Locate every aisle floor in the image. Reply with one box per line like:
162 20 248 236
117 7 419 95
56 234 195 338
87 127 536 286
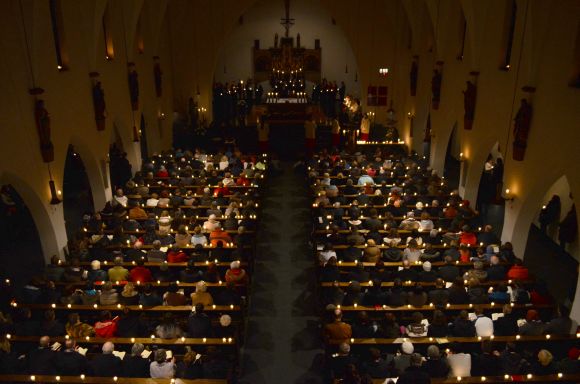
239 163 325 384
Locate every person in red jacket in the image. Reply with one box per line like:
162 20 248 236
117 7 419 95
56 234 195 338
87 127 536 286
167 244 188 263
94 310 119 338
129 259 153 283
213 181 230 197
458 245 471 263
459 225 477 246
156 165 169 178
210 225 233 246
507 258 530 280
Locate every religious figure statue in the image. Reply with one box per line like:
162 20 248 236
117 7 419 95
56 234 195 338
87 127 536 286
92 81 106 131
153 59 163 97
128 65 139 110
274 33 279 48
512 98 533 161
410 58 418 96
463 80 477 130
431 69 442 109
385 108 399 142
34 99 54 162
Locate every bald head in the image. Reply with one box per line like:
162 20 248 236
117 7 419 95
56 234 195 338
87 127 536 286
102 341 115 354
39 336 50 348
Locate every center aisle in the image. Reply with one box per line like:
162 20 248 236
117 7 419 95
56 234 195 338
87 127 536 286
239 162 325 384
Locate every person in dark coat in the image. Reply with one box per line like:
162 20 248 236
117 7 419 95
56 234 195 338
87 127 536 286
26 336 57 374
472 340 502 376
438 255 461 282
56 339 88 376
360 347 392 378
397 353 431 384
89 341 122 377
121 343 150 377
494 304 519 336
188 304 212 337
450 310 476 337
423 345 449 378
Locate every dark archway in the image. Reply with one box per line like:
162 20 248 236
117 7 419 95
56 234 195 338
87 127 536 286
63 145 95 239
443 123 460 190
0 185 45 287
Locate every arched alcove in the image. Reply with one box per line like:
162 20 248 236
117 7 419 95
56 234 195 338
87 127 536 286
518 175 579 313
0 184 44 286
63 145 95 239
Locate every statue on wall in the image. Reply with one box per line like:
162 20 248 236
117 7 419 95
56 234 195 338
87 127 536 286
463 80 477 130
34 98 54 163
92 80 106 131
512 98 533 161
128 64 139 110
410 57 418 96
431 68 442 109
153 57 162 97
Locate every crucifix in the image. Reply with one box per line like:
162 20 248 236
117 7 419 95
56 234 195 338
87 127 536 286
280 0 295 38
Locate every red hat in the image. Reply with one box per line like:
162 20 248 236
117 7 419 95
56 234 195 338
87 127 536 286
526 309 539 321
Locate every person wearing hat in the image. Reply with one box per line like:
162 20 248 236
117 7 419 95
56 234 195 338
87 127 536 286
397 352 431 384
190 281 214 306
214 314 234 338
225 260 248 285
518 309 545 335
203 214 220 233
87 260 108 283
417 261 437 282
392 340 415 376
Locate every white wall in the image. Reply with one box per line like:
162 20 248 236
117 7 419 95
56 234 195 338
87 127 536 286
214 0 360 97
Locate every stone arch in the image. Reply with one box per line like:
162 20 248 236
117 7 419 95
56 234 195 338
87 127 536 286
67 136 109 215
0 172 60 264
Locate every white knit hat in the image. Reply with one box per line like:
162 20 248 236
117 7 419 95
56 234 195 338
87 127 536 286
401 341 414 354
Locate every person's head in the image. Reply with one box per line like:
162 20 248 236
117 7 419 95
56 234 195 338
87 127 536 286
114 256 123 266
444 255 454 265
64 338 76 350
90 260 101 271
44 309 56 322
458 310 469 321
102 281 113 292
131 343 145 357
100 310 112 322
338 342 350 355
538 349 553 367
490 255 500 266
102 341 114 354
402 259 411 269
155 349 167 363
401 341 414 355
422 261 432 272
195 281 208 293
230 260 241 270
474 305 484 316
435 278 445 289
411 311 423 324
39 336 50 348
432 310 447 326
334 308 343 321
410 353 423 367
122 282 137 297
220 314 232 327
68 312 80 325
526 309 540 322
427 345 440 360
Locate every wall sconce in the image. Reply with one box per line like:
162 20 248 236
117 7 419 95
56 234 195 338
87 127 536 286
503 188 515 202
459 152 466 162
407 112 415 120
158 111 166 121
49 179 61 205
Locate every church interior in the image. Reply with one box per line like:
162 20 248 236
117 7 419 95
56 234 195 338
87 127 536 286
0 0 579 382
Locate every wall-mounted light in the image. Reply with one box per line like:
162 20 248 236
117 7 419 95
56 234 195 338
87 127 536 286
503 188 515 202
459 152 466 162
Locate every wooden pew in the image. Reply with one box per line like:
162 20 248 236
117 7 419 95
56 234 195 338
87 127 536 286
0 376 226 383
8 335 236 346
12 303 241 313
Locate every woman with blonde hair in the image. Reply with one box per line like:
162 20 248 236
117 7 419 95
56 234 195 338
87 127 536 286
120 282 139 305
